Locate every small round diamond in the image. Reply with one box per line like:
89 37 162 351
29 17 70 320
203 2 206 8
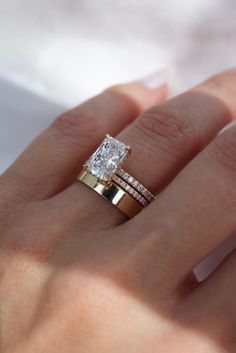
130 188 135 196
128 176 134 183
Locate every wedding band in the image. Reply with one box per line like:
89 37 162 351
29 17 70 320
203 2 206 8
78 169 143 218
77 134 154 218
112 174 149 207
115 169 154 203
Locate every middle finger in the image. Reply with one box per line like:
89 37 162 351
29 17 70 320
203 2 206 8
117 69 236 193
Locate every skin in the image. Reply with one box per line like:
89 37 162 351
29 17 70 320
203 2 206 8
1 69 236 353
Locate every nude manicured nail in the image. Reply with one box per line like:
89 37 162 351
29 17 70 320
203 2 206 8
219 120 236 134
140 68 168 89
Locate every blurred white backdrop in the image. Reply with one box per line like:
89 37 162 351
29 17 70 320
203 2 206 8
1 0 236 169
0 0 236 277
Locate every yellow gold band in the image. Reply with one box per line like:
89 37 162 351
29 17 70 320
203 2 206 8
77 169 143 218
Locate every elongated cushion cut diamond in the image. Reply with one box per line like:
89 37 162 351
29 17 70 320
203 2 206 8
85 136 129 181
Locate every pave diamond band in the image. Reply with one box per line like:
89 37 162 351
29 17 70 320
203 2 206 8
116 169 154 203
77 134 154 218
112 175 148 207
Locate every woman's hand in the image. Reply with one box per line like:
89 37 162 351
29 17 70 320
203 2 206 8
1 69 236 353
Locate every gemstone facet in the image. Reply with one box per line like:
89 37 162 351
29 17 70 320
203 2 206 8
85 135 129 181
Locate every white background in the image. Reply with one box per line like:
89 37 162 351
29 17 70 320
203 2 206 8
0 0 236 277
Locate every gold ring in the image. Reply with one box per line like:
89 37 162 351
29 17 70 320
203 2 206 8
77 134 154 218
78 169 143 218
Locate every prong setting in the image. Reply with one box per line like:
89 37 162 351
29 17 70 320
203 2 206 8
85 135 130 182
82 134 154 209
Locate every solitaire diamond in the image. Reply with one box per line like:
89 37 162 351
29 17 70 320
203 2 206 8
85 135 129 181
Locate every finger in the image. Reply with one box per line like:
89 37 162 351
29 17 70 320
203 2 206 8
1 76 168 202
117 68 236 193
57 69 236 229
135 119 236 291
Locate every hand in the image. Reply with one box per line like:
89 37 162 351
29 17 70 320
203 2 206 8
1 69 236 353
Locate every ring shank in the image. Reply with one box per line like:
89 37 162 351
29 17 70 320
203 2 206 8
78 170 143 218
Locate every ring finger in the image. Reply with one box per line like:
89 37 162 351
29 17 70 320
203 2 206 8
59 69 236 227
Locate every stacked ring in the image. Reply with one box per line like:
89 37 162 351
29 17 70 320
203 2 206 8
77 134 155 218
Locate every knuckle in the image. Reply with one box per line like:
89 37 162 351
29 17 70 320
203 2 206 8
206 73 228 90
51 108 100 146
136 107 200 153
205 70 236 96
210 128 236 175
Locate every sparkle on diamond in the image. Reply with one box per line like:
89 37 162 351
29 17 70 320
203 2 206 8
86 136 129 181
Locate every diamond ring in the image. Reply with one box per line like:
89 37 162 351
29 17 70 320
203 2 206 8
77 134 154 218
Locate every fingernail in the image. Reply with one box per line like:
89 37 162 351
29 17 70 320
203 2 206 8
219 120 236 134
140 68 168 89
